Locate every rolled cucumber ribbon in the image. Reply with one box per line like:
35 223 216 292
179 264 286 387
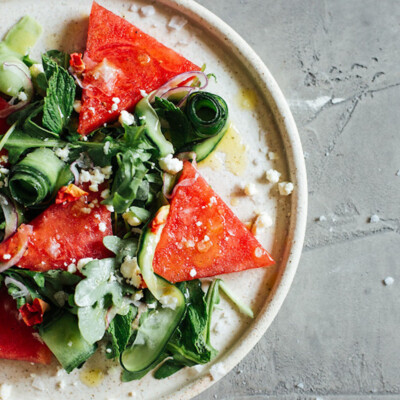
185 92 229 138
9 148 67 207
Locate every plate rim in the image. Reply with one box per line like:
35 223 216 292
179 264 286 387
156 0 308 398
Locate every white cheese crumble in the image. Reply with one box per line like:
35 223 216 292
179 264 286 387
159 154 183 174
112 97 120 104
79 166 112 192
3 254 11 260
67 263 77 273
106 205 114 212
18 91 28 101
384 276 394 286
0 167 9 175
139 89 148 97
159 295 178 310
140 5 155 17
119 110 135 126
209 362 227 381
120 256 142 288
77 258 94 272
189 268 197 277
129 4 139 12
251 212 273 236
123 212 141 227
369 214 380 223
278 181 294 196
111 103 118 112
266 169 281 183
317 215 327 222
244 182 257 196
196 221 203 227
0 383 12 400
55 147 69 162
98 222 107 232
73 100 82 113
168 15 187 31
101 188 110 199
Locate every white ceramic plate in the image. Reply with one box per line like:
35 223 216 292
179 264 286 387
0 1 307 399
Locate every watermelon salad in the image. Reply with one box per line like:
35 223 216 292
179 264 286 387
0 2 277 381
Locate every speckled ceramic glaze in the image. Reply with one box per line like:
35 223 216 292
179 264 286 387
0 1 307 399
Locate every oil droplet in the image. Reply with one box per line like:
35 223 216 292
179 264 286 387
199 124 247 176
236 88 257 110
80 368 104 387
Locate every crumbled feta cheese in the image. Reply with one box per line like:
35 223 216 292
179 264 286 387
88 106 96 114
317 215 327 222
73 100 82 113
55 147 69 162
106 205 114 212
81 207 92 214
0 383 12 400
278 181 294 196
251 212 273 235
369 214 380 223
101 188 110 199
120 256 142 288
3 254 11 260
244 182 257 196
18 91 28 101
132 290 143 302
189 268 197 277
254 247 263 258
89 183 99 192
209 362 226 380
168 15 187 31
209 196 217 206
266 169 281 183
79 170 91 183
268 151 279 160
203 235 210 242
0 168 9 175
111 103 118 112
296 382 305 389
159 295 178 310
159 154 183 174
129 4 139 12
101 166 113 178
103 141 111 155
77 258 94 271
67 263 77 273
384 276 394 286
196 221 202 227
0 154 8 164
98 222 107 232
112 97 120 104
139 89 148 97
140 5 155 17
119 110 135 126
192 364 205 373
67 341 73 347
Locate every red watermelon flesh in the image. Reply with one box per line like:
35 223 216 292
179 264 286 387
78 2 200 135
0 196 113 272
0 287 52 364
153 161 275 283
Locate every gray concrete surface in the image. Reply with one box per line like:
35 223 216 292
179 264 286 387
194 1 400 399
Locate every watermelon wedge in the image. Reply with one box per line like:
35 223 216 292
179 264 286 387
78 2 200 135
153 161 275 283
0 287 52 364
0 196 112 272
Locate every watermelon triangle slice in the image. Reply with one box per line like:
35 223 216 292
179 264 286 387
0 287 52 364
153 161 275 283
78 2 200 135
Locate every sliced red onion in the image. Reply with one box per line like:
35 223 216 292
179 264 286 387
0 194 18 241
148 71 208 103
70 160 80 185
4 277 32 301
0 225 33 273
0 99 29 118
105 305 118 330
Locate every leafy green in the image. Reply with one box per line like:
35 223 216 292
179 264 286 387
42 55 76 134
106 307 137 359
153 358 187 379
103 235 138 265
74 258 127 344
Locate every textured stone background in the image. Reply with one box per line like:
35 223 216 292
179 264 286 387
194 1 400 399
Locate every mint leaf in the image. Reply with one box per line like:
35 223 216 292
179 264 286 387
42 57 75 134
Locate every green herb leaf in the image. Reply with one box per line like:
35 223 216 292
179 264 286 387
42 56 76 134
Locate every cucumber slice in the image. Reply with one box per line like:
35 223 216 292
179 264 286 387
121 206 185 373
39 312 97 373
191 119 230 162
135 96 174 157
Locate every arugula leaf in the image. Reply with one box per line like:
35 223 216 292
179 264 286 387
153 359 186 379
44 50 70 70
42 55 76 134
